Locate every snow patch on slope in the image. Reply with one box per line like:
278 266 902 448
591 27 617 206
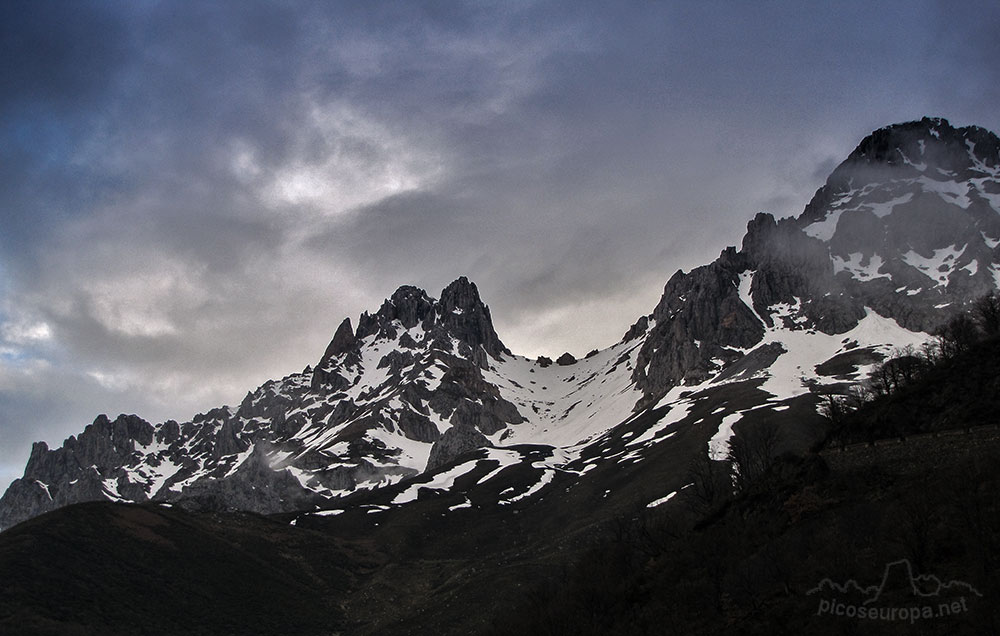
708 413 742 461
485 339 643 448
499 469 554 505
903 245 966 287
833 253 891 282
758 308 929 401
391 458 480 504
647 490 679 508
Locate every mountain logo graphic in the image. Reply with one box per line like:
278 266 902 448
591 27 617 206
808 559 983 623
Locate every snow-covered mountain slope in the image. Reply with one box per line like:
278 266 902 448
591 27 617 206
2 117 998 531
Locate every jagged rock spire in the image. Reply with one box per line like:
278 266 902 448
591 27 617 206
328 277 508 360
317 318 357 368
312 277 509 389
437 276 509 358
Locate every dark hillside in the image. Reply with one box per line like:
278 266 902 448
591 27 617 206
0 502 361 636
493 452 1000 635
826 334 1000 445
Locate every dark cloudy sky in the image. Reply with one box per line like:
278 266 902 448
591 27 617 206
2 0 999 490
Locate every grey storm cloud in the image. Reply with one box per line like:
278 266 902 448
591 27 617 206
2 0 1000 489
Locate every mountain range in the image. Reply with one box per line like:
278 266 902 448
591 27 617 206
3 117 999 532
1 117 999 634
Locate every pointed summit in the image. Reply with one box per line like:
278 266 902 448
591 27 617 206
437 276 509 359
439 276 482 312
322 278 508 372
318 318 357 366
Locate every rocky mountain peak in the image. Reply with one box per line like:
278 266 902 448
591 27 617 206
436 276 509 359
781 118 1000 334
439 276 480 312
801 118 1000 226
356 285 436 339
630 117 1000 407
839 117 999 176
340 278 508 361
317 318 357 368
847 117 957 167
311 277 509 393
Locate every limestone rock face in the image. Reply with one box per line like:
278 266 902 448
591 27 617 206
0 414 157 530
427 358 524 439
358 285 437 337
436 276 510 359
173 444 323 514
426 425 492 472
632 253 765 408
319 318 357 364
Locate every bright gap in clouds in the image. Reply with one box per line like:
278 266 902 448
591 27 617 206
261 100 445 216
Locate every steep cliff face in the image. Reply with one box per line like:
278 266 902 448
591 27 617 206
630 250 763 409
0 415 156 529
